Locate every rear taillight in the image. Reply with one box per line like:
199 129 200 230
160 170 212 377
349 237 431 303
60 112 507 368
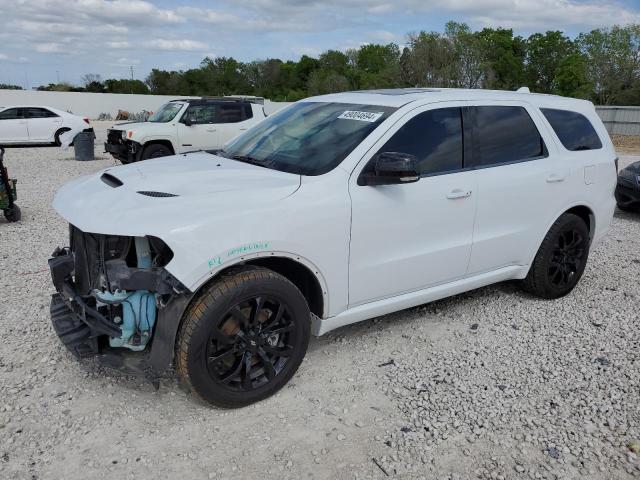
83 117 90 124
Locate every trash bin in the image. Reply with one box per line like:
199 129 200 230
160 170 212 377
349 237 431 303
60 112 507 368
74 131 95 161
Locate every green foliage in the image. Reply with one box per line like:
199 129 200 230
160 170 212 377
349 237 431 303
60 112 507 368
38 22 639 105
525 31 577 93
577 25 640 105
0 84 23 90
554 54 592 99
104 79 150 94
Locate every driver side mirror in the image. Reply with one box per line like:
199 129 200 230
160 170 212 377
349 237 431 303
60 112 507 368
183 117 196 127
358 152 420 186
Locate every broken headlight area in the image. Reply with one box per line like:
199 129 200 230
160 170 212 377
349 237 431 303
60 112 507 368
49 225 185 362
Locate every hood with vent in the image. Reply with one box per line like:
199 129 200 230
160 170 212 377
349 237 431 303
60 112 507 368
53 151 301 236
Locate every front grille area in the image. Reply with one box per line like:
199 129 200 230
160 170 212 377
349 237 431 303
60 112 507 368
69 225 132 294
106 129 124 145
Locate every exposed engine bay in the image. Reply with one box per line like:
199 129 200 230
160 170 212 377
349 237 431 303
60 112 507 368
48 225 190 373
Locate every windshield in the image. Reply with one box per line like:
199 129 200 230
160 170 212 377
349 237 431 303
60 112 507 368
218 102 396 175
148 102 184 123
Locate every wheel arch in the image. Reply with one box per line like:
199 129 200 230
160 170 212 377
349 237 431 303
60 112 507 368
522 203 596 279
54 127 71 145
211 255 327 319
141 139 176 155
564 204 595 243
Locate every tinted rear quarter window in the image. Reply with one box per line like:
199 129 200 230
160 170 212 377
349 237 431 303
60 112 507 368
540 108 602 151
378 107 463 176
474 106 546 167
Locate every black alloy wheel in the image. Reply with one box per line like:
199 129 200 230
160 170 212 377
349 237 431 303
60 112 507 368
547 227 587 288
176 267 310 408
205 296 296 392
523 213 590 299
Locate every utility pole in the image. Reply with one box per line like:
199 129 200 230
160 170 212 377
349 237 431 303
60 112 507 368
130 66 134 94
56 70 60 84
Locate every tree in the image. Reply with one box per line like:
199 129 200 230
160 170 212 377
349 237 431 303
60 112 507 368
81 73 105 93
525 31 577 93
554 54 592 99
578 25 640 105
445 22 486 88
476 28 526 90
403 31 457 87
105 79 150 94
0 84 22 90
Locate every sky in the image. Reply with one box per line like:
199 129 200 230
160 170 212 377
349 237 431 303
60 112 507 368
0 0 639 89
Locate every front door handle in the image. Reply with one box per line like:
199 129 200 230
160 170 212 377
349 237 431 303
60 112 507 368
206 128 216 132
446 189 472 200
546 174 565 183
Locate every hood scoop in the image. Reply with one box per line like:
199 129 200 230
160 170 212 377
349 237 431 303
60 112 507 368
137 191 179 198
101 173 123 188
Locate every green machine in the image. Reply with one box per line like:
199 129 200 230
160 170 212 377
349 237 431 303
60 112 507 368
0 147 20 222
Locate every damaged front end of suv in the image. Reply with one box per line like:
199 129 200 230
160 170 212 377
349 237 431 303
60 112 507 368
49 225 191 380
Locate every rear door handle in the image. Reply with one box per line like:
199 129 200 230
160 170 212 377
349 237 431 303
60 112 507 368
446 189 472 200
546 174 565 183
206 128 216 132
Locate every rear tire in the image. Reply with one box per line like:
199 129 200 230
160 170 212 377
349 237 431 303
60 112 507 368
176 267 310 408
54 128 71 147
3 204 21 222
141 143 172 160
522 213 590 299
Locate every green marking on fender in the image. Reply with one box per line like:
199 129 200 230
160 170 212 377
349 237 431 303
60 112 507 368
227 242 270 257
208 257 222 269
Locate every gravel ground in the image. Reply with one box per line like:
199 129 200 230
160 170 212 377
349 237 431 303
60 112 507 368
1 122 639 480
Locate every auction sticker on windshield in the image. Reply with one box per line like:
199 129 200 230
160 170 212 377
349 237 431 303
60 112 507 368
338 111 384 122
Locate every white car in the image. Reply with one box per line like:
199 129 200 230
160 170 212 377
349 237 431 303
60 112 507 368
0 105 91 146
104 97 267 163
48 88 616 407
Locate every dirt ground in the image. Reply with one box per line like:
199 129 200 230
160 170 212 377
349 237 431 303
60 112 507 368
1 122 639 480
612 135 640 154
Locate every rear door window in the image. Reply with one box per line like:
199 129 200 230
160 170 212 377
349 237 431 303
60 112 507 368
377 107 464 176
473 106 546 167
217 104 244 123
540 108 602 151
25 108 58 118
0 108 22 120
184 104 218 124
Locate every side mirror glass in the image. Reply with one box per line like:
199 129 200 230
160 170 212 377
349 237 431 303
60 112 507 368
359 152 420 186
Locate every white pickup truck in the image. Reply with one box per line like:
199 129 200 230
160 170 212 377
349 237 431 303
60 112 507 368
104 96 267 163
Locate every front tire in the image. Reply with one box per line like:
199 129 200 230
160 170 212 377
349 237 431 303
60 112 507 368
522 213 590 299
141 143 172 160
176 267 310 408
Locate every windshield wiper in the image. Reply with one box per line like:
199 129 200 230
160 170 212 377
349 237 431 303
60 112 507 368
229 154 269 168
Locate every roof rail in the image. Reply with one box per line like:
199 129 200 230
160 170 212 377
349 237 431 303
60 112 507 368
516 87 531 93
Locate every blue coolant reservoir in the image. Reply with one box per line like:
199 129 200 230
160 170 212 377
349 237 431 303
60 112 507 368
95 237 157 351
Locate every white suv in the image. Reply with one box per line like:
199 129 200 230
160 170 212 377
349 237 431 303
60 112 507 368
104 97 266 163
49 88 616 407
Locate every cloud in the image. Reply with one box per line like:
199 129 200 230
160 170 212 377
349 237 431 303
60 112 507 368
35 42 64 53
0 0 638 86
142 39 208 51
